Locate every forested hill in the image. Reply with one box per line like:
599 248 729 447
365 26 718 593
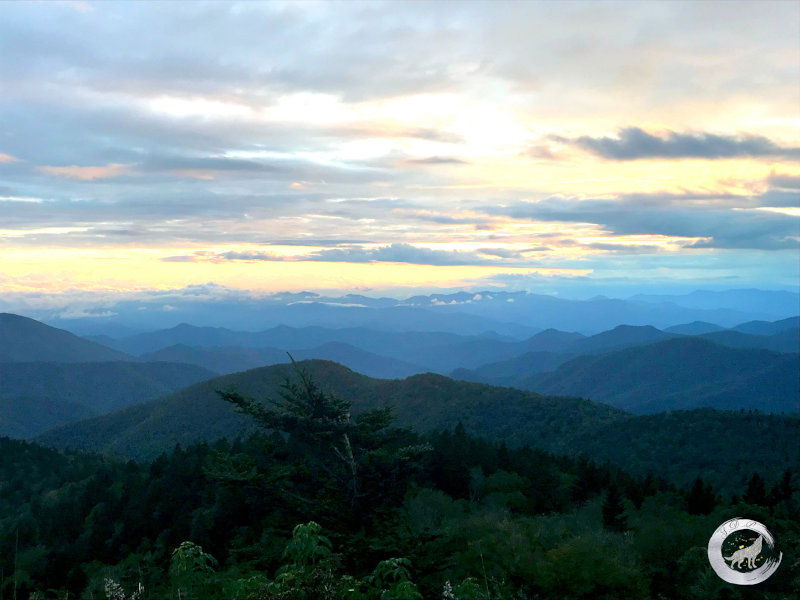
36 359 799 493
4 379 799 600
524 337 799 414
0 361 216 438
37 360 623 461
0 313 132 362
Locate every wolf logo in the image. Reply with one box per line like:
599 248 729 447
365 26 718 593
724 535 763 570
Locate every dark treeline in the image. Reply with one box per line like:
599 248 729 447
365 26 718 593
1 366 798 599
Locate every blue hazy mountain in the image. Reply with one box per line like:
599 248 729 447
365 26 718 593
0 313 133 362
664 321 726 335
43 288 800 337
523 338 798 414
0 361 215 438
732 315 800 335
142 341 426 379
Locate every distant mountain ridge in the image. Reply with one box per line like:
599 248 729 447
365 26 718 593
0 313 133 362
37 359 624 460
524 337 798 414
41 287 800 336
35 359 799 494
0 361 216 438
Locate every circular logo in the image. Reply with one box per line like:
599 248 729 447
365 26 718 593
708 517 782 585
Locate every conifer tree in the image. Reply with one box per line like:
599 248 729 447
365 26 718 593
743 472 767 506
602 482 627 532
687 476 716 515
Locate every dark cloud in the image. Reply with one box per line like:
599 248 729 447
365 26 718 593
561 127 800 160
482 189 800 251
767 173 800 191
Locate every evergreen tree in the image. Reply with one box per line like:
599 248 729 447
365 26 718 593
743 472 767 506
768 468 793 506
686 476 716 515
602 483 627 532
217 359 426 525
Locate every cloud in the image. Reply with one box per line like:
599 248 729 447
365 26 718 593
175 243 513 267
38 163 132 180
404 156 467 165
767 173 800 191
304 243 492 266
160 255 200 262
216 250 286 261
482 189 800 251
561 127 800 160
0 2 797 292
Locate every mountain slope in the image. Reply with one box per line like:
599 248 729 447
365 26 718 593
37 360 624 460
524 337 798 413
35 359 799 495
0 395 94 439
450 351 571 387
733 315 800 335
294 342 426 379
0 361 216 438
142 341 426 379
0 313 133 362
141 344 289 374
568 324 677 354
664 321 725 335
697 328 799 353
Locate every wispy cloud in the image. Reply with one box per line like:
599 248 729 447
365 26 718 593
0 1 797 293
404 156 467 165
38 163 132 180
561 128 800 160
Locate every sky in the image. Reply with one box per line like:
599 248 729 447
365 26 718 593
1 0 798 304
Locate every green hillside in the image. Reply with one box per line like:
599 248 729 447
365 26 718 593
524 337 798 414
37 360 624 460
0 361 216 437
37 359 799 494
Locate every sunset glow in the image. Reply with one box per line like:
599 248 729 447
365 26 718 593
1 1 798 298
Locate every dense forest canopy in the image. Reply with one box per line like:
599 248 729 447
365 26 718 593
1 364 798 599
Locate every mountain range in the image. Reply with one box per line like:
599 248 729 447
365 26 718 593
0 361 215 438
2 310 796 440
36 359 799 492
41 288 800 336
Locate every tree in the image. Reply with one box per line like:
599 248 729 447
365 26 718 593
743 472 766 506
169 541 217 598
768 468 793 506
686 476 716 515
602 483 627 532
217 359 427 525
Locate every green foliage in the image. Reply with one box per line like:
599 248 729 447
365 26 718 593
280 522 333 568
218 360 428 526
170 541 218 576
364 558 422 600
169 541 218 598
537 530 649 599
2 357 800 600
601 483 627 532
